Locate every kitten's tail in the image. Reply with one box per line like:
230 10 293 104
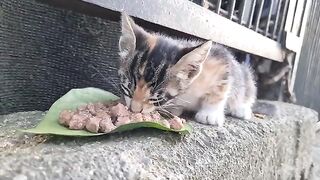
240 62 257 107
240 62 278 117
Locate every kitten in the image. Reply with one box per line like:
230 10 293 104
117 13 256 127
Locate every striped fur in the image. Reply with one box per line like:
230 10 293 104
118 13 256 126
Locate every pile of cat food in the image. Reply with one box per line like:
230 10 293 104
58 101 186 133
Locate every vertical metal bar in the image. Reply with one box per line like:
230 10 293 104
216 0 222 14
277 0 290 42
238 0 247 24
265 0 274 35
284 0 298 32
228 0 236 19
272 0 283 39
247 0 257 29
290 0 312 92
292 0 307 36
254 0 265 32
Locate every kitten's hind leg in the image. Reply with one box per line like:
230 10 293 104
230 104 252 120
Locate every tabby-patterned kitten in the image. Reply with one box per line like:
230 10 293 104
118 13 256 127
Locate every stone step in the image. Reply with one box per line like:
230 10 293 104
0 101 317 180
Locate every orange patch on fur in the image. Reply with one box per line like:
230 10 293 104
147 35 157 51
130 79 154 112
204 83 229 104
137 36 157 76
132 79 151 102
185 57 229 105
202 60 229 104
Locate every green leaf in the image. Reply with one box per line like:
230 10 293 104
21 87 192 136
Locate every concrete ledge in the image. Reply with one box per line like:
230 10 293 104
0 101 318 180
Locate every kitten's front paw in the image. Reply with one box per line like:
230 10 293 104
195 108 225 127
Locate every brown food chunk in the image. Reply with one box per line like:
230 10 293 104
168 116 184 130
87 103 96 115
150 112 162 121
77 105 88 112
86 117 102 133
130 113 143 123
180 117 186 123
88 102 110 115
115 116 131 126
110 103 129 117
95 111 110 119
142 114 152 122
159 119 171 129
59 101 186 133
99 114 116 133
95 102 108 111
58 110 74 126
69 114 90 130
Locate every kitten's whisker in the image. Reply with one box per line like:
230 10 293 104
162 104 182 109
104 78 121 94
109 81 122 93
154 79 165 90
157 108 175 118
161 106 180 110
149 98 165 104
155 87 167 93
89 64 122 94
154 96 175 118
172 97 191 104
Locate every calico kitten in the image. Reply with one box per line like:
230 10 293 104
118 13 256 127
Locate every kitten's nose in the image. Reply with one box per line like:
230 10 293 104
130 101 143 113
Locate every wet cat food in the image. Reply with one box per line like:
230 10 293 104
58 102 186 133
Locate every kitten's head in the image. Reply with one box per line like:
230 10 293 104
118 13 212 113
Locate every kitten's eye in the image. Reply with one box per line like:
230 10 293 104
158 90 164 95
152 97 166 106
149 94 164 102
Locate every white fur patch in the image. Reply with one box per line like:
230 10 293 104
229 104 252 120
176 72 187 80
119 49 129 58
195 104 225 127
124 96 132 107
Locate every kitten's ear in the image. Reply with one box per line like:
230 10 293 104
173 41 212 83
119 13 136 55
119 12 149 57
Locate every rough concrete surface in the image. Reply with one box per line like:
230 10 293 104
0 101 318 180
311 130 320 180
